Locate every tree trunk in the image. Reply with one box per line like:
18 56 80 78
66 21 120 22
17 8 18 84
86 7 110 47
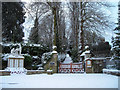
80 2 84 52
53 7 57 47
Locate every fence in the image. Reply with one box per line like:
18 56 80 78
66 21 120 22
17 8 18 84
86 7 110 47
59 62 84 73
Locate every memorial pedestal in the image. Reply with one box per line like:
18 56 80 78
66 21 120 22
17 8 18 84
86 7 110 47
5 54 27 74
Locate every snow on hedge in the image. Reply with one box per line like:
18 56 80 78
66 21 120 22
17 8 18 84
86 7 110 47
41 52 67 64
1 43 44 48
2 53 31 61
58 53 66 61
2 54 9 61
103 69 120 73
41 52 52 64
32 56 39 59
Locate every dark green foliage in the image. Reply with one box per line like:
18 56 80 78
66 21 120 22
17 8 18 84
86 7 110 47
112 26 120 70
2 43 50 69
32 65 38 70
2 44 20 54
2 2 25 43
41 52 52 66
91 42 111 57
29 17 39 44
112 2 120 70
2 46 11 54
2 44 50 56
24 55 32 69
56 35 62 52
43 53 52 61
70 48 79 62
2 61 7 69
22 45 50 56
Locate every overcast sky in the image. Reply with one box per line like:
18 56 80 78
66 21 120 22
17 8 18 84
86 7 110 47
22 0 119 45
103 2 118 45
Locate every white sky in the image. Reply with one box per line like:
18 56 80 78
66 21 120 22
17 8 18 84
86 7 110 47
104 2 118 45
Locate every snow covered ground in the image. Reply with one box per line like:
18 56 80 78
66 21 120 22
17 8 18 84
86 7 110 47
0 74 118 88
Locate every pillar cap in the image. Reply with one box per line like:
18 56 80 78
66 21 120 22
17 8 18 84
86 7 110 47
80 50 90 56
52 50 57 54
8 54 24 59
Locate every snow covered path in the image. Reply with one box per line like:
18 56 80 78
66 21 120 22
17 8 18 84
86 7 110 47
0 74 118 88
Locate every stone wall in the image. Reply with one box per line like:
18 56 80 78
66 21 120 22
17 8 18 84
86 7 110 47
0 70 11 76
27 70 45 75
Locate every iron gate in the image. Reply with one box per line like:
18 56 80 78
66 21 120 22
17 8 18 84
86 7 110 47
59 62 84 73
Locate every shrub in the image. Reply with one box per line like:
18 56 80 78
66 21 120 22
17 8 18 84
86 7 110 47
24 55 32 69
70 48 79 62
41 52 52 66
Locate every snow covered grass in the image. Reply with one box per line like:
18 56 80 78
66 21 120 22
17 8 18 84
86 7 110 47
0 74 118 88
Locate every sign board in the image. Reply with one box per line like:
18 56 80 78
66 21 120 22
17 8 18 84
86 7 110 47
87 60 92 67
50 62 55 66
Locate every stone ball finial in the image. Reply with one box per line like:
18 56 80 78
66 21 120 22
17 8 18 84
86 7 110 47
53 46 57 51
85 46 89 50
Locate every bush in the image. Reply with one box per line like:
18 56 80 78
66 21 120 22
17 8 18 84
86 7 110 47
41 52 52 65
106 65 116 69
70 48 79 62
24 55 32 70
58 53 66 62
1 43 51 70
2 43 50 56
32 64 38 70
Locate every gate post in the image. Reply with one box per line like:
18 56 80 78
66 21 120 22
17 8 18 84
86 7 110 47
70 63 72 73
59 63 61 73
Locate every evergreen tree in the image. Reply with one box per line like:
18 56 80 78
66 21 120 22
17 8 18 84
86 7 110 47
29 16 39 44
2 2 25 43
112 26 120 70
112 1 120 70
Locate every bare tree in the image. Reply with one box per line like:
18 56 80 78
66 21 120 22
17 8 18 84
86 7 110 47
26 2 51 43
28 1 66 52
45 2 67 52
27 1 113 56
68 2 80 50
68 2 113 49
